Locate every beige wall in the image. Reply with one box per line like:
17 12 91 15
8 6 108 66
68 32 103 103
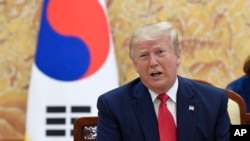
0 0 249 139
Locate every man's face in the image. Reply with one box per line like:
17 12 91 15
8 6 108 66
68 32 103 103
132 38 181 93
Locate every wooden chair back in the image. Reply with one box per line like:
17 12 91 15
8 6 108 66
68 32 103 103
226 89 250 124
73 117 98 141
226 89 246 124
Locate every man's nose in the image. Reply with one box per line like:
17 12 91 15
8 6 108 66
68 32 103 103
149 54 158 67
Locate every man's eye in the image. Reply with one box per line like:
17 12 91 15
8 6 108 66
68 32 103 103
140 54 147 57
157 50 166 54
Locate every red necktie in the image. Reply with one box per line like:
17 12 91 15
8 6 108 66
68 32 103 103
157 94 176 141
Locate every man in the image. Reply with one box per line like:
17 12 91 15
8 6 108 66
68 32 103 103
96 21 230 141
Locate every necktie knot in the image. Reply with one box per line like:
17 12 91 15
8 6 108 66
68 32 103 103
157 94 169 103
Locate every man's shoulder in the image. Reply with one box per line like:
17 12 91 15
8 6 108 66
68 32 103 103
178 76 225 97
99 77 143 97
227 75 249 88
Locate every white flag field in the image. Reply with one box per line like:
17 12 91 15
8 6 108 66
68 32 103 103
25 0 118 141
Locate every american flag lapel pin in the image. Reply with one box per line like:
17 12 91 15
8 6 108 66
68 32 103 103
189 105 195 111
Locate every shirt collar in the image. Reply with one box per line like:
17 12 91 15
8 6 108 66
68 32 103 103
149 77 178 103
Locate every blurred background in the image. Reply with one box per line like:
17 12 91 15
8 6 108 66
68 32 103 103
0 0 249 140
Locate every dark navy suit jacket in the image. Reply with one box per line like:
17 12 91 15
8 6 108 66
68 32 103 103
96 76 230 141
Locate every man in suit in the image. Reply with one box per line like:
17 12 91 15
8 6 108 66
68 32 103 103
96 21 230 141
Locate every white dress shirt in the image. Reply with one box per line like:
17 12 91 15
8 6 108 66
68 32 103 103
149 77 178 125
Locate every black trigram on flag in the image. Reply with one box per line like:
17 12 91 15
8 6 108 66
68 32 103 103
45 105 91 137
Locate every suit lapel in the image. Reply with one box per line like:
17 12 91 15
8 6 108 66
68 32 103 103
177 77 198 141
130 77 199 141
131 82 160 141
